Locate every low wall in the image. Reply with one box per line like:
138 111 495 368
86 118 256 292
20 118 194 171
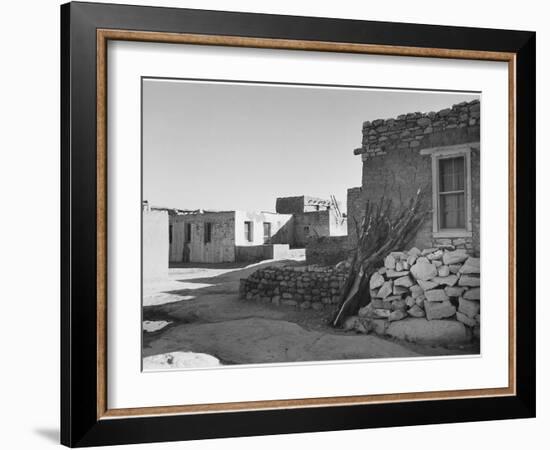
235 244 306 263
305 236 351 266
240 264 348 310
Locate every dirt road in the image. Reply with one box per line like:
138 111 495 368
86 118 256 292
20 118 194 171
142 260 466 367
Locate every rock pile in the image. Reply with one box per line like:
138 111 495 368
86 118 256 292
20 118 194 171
351 247 480 339
240 264 348 311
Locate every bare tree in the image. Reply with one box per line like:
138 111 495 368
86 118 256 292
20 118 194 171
332 189 430 327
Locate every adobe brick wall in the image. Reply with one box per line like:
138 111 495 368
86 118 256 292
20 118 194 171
293 210 331 247
275 196 306 215
305 236 352 266
350 100 480 255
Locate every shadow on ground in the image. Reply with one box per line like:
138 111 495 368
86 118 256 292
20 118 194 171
143 259 478 366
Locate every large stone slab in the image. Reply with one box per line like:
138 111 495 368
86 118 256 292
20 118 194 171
373 308 391 318
424 300 456 320
418 279 438 291
443 249 469 265
456 311 476 327
407 304 426 318
463 287 481 300
410 284 424 299
389 310 408 322
393 285 409 295
432 275 458 286
370 272 385 290
385 318 471 345
445 286 466 297
386 269 410 278
376 280 393 298
458 297 480 318
424 289 449 302
384 254 396 269
394 275 414 288
410 261 438 281
458 275 481 287
459 257 480 274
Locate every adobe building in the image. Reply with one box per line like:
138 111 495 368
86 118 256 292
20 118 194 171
348 99 480 255
165 195 347 264
275 195 347 247
168 210 296 264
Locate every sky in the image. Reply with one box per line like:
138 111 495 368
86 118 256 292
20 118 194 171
143 79 478 213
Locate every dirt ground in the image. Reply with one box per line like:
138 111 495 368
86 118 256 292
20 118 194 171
143 260 477 366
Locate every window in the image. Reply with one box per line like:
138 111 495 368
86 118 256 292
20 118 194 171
422 143 475 237
438 156 466 229
263 222 271 243
204 222 212 244
185 223 191 243
244 221 253 242
169 224 173 244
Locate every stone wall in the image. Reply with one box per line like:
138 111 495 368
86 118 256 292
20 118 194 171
345 246 480 342
239 264 348 311
305 236 352 266
349 100 480 255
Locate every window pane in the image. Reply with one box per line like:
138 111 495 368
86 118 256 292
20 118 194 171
439 157 465 192
263 222 271 243
440 193 465 228
244 221 252 242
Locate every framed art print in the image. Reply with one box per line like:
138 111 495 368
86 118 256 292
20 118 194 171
61 2 536 447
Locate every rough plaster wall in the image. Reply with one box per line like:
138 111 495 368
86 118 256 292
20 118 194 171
169 212 236 263
361 145 434 250
328 209 348 236
293 210 331 247
346 187 363 244
169 216 186 263
143 210 169 281
306 236 352 266
275 196 304 214
234 211 293 246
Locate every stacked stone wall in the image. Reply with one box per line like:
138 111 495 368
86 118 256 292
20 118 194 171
240 264 348 311
347 246 481 342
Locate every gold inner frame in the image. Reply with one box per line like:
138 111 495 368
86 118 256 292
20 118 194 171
96 29 517 420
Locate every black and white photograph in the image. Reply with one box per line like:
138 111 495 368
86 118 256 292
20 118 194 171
141 79 482 370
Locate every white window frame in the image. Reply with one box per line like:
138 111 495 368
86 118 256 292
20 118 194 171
420 143 478 238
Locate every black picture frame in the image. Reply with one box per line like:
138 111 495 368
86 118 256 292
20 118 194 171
61 1 536 447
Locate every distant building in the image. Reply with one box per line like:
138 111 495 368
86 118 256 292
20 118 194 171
156 195 347 264
275 195 347 247
168 210 295 263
